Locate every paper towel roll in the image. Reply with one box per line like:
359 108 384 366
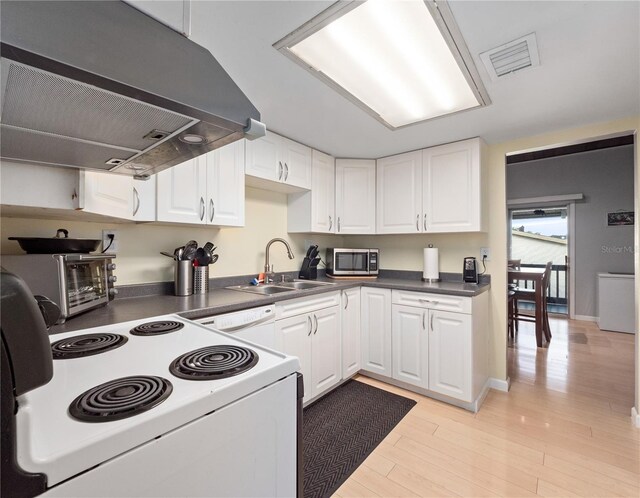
423 247 440 282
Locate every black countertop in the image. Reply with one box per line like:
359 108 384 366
50 274 490 334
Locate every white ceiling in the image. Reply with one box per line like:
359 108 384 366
190 1 640 158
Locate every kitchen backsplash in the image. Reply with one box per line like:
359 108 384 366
1 187 488 285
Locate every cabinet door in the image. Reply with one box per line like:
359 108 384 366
245 131 279 182
282 138 312 189
275 314 313 404
311 306 342 399
132 176 156 221
79 170 133 219
376 151 422 234
335 159 376 234
341 288 361 379
361 287 392 377
423 138 481 232
156 157 207 224
310 150 335 232
428 310 472 401
206 140 245 226
392 304 429 389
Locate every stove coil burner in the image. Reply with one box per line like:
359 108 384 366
129 320 184 336
51 333 128 359
169 345 259 381
69 376 173 422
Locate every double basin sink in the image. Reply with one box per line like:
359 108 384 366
227 279 335 295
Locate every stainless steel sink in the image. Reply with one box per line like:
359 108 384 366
226 284 294 295
277 280 333 290
226 280 334 295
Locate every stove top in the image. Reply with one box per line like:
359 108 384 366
51 333 128 359
129 320 184 336
15 314 300 486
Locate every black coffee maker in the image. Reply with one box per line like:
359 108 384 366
299 245 320 280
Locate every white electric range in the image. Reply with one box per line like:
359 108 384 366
14 314 301 497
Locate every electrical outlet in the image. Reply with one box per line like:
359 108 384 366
480 247 490 261
102 229 118 254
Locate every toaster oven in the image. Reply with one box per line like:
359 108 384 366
1 253 117 323
325 248 379 276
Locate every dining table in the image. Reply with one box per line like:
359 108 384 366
508 267 548 347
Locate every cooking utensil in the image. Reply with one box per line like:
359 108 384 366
210 254 219 265
8 228 101 254
203 241 215 253
160 251 176 259
195 247 209 266
182 240 198 261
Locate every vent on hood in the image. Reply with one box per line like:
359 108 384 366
479 33 540 81
0 1 265 177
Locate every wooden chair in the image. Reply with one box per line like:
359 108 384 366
512 261 553 342
508 290 516 338
507 259 521 333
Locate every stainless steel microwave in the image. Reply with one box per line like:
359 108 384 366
1 254 117 323
325 248 379 277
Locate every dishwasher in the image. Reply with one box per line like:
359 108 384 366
194 305 276 348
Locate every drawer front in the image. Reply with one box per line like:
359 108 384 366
392 290 471 314
276 291 341 320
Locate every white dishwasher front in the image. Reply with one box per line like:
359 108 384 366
194 305 276 348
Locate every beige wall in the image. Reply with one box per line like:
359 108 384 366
0 187 343 285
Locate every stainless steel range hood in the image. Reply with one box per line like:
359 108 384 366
0 1 265 177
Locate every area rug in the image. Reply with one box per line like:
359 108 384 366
303 379 416 498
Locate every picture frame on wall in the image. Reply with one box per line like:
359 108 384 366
607 211 634 226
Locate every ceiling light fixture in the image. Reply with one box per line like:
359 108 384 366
274 0 490 129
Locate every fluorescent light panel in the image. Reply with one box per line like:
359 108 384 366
279 0 485 129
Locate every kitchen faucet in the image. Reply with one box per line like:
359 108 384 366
264 238 294 283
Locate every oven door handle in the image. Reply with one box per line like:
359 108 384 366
208 314 274 332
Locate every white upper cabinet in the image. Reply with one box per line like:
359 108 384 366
157 141 245 226
376 151 422 234
246 131 311 192
335 159 376 234
376 138 485 234
156 157 207 224
132 176 156 222
288 149 335 233
206 140 245 226
79 170 132 219
423 138 483 232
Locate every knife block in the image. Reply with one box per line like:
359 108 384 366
298 257 317 280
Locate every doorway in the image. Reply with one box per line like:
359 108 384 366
509 206 569 316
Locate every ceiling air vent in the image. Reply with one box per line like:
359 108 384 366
480 33 539 81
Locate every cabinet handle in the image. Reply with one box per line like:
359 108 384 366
423 311 426 330
313 314 318 335
419 298 439 305
199 197 205 221
416 214 420 231
338 217 341 232
132 187 140 216
307 316 312 336
209 199 215 222
284 163 289 181
329 215 332 231
278 161 283 180
430 313 434 331
344 292 349 310
424 213 427 231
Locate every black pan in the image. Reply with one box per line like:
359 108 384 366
9 229 101 254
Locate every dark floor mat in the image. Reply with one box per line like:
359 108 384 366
303 379 416 498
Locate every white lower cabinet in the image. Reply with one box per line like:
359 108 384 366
428 310 472 401
360 287 392 377
391 304 429 389
275 292 341 403
341 288 361 379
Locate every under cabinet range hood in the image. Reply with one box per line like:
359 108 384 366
0 1 265 177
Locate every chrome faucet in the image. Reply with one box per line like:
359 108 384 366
264 238 294 283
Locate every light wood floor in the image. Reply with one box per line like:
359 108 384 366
334 318 639 497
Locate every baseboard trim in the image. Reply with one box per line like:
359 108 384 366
632 406 640 428
574 314 597 322
488 377 511 392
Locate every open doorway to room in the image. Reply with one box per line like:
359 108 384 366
509 206 569 316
